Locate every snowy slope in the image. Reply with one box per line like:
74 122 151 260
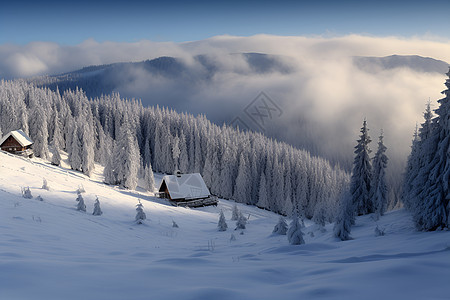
1 151 449 300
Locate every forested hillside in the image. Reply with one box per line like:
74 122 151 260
0 80 349 220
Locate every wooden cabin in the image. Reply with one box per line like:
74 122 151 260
0 130 34 158
157 172 217 207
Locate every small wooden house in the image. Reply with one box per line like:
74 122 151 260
0 130 34 158
157 172 217 207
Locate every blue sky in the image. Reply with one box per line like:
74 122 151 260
1 0 450 45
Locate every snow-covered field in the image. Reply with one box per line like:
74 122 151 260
1 151 449 300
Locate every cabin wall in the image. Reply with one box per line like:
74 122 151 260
0 136 24 152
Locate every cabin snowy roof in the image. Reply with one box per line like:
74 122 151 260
0 130 33 147
159 173 211 200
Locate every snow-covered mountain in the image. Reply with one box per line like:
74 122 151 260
1 150 449 300
353 55 449 74
34 53 293 99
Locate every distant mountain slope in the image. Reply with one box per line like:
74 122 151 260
353 55 449 74
33 53 293 99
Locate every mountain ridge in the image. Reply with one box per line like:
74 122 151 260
353 54 449 74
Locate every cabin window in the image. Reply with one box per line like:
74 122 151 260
9 148 12 151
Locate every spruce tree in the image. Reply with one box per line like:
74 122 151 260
172 134 180 171
51 145 62 166
76 194 86 212
235 211 247 230
22 187 33 199
257 172 268 209
312 201 327 227
144 163 155 192
93 197 103 216
402 124 420 210
371 131 388 219
273 216 288 235
350 120 373 215
218 210 228 231
233 153 250 203
287 215 305 245
114 115 139 190
70 124 83 171
135 200 146 224
42 178 49 191
29 102 49 159
231 203 239 221
334 190 354 241
413 69 450 230
81 122 95 176
210 142 221 196
178 130 189 173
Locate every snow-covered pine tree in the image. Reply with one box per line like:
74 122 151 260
104 140 118 185
257 171 268 209
374 225 385 237
270 153 284 213
143 138 152 169
412 69 450 231
29 102 49 159
333 190 354 241
350 119 373 216
51 144 62 166
218 146 235 199
202 140 214 188
135 200 146 224
411 103 436 201
233 153 251 203
312 200 327 227
144 163 156 192
193 124 203 173
81 122 95 176
93 197 103 216
231 203 239 221
172 133 180 171
51 113 64 151
70 124 83 171
371 130 388 219
42 178 49 191
178 130 189 173
235 211 247 230
153 122 163 173
287 214 305 245
162 124 173 174
218 210 228 231
403 103 434 211
210 141 222 196
114 115 139 190
76 194 86 212
22 187 33 199
273 216 288 235
283 196 294 218
402 123 420 210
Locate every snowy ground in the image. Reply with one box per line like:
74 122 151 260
0 151 449 300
